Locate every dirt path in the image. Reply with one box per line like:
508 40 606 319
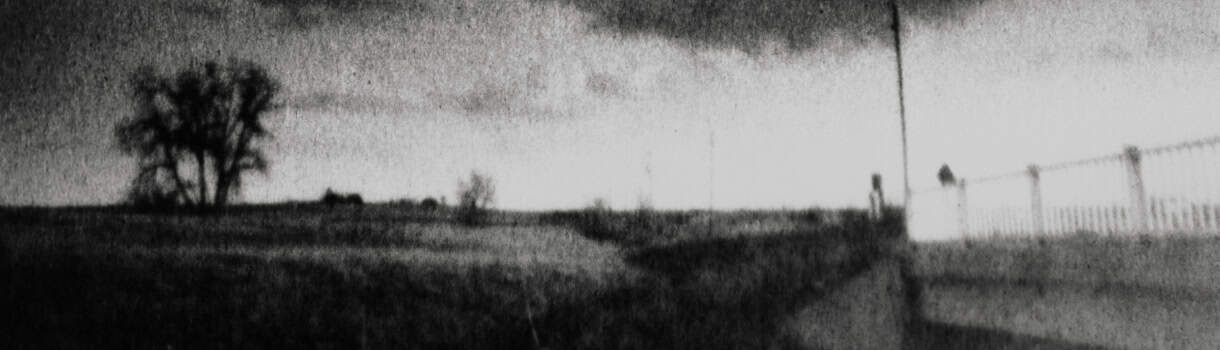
906 321 1109 350
921 278 1220 349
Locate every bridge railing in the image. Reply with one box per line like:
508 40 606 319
907 136 1220 240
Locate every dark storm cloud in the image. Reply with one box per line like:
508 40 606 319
1146 22 1220 57
454 82 521 115
429 81 574 122
2 1 104 92
175 2 231 21
0 0 150 137
585 73 628 98
250 0 430 28
538 0 990 53
286 92 429 114
249 0 432 14
447 83 570 119
254 0 415 9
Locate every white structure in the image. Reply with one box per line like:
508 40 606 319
908 136 1220 241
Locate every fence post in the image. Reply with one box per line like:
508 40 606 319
956 179 969 238
1028 164 1044 236
1123 145 1149 234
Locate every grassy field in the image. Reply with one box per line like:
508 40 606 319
0 204 911 349
1 205 1106 349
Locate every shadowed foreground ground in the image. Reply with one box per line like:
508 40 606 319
0 206 1114 349
907 321 1108 350
915 236 1220 349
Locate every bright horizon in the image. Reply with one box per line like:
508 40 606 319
3 0 1220 210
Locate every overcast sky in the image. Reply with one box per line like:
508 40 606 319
3 0 1219 210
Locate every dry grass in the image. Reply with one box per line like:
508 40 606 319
0 205 903 349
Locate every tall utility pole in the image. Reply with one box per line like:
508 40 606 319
707 104 716 237
890 0 912 216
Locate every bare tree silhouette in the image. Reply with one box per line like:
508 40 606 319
114 59 280 210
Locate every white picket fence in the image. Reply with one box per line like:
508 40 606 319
907 136 1220 241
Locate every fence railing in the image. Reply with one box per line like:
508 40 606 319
907 136 1220 240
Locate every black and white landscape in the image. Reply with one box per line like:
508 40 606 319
3 0 1219 348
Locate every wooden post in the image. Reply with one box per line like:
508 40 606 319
870 173 885 221
1028 164 1044 236
957 179 969 238
1123 146 1149 234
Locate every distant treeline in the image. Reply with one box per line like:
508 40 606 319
1 202 904 249
532 206 905 247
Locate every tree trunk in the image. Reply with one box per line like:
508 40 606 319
214 172 231 207
196 152 209 209
214 126 252 208
163 147 195 207
213 151 230 208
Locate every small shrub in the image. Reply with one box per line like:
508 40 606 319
420 197 440 211
393 198 418 208
321 188 341 208
457 206 487 226
321 189 364 208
